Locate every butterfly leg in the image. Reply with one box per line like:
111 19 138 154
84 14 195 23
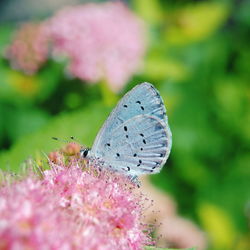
128 175 141 188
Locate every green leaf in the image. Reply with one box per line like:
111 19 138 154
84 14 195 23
0 24 14 52
0 61 61 106
145 246 196 250
132 0 164 25
0 102 111 172
164 2 229 45
144 56 189 82
197 203 237 249
5 108 49 141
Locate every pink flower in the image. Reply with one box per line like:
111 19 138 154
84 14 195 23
140 177 207 249
6 22 49 74
49 2 146 92
0 156 151 249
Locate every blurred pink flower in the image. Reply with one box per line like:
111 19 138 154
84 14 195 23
0 157 151 249
139 176 207 250
156 216 207 249
49 2 146 92
6 22 49 74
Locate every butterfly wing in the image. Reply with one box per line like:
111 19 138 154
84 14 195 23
92 83 171 150
93 115 170 175
89 82 172 175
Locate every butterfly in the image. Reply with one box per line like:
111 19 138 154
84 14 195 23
80 82 172 182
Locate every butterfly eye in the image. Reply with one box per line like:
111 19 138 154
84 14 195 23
80 148 89 158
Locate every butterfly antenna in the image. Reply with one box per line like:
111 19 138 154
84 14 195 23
70 136 80 144
51 137 69 143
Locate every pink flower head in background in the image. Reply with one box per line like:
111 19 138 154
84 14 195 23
49 2 146 92
0 156 152 249
6 22 49 74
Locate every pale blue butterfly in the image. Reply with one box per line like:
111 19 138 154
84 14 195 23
80 82 172 181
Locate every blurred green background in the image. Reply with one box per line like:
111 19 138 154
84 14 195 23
0 0 249 249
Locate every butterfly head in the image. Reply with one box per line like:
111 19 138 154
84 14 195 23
80 148 90 158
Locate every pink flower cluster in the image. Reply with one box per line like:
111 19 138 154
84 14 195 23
0 158 151 249
6 22 49 74
141 177 207 249
49 2 146 92
6 2 146 92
